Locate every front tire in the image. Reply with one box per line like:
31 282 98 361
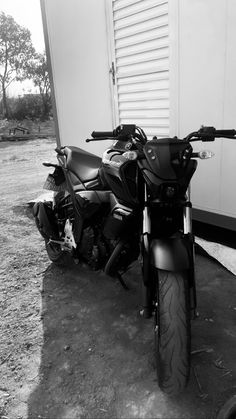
155 269 191 395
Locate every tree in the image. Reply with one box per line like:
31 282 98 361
9 94 44 120
27 52 52 120
0 12 35 118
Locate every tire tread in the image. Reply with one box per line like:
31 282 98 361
155 269 191 395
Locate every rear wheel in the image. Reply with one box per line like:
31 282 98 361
45 240 71 266
154 269 191 395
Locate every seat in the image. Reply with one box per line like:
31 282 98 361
63 146 102 182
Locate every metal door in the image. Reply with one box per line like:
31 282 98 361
106 0 170 139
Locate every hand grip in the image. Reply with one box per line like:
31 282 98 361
215 129 236 136
91 130 115 138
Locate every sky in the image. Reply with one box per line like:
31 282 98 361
0 0 45 96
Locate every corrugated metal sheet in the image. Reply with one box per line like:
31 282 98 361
111 0 169 139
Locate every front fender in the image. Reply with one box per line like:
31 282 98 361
150 237 192 271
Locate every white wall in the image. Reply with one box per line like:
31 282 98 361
41 0 113 155
169 0 236 222
42 0 236 222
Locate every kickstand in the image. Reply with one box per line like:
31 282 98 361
117 272 129 290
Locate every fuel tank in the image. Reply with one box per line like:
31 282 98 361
102 144 142 207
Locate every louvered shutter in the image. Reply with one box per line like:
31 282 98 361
109 0 169 139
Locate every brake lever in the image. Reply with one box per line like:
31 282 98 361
201 135 215 142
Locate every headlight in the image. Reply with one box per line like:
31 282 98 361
162 184 179 199
165 186 176 198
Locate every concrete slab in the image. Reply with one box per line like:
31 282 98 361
196 237 236 276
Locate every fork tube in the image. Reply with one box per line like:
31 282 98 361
183 186 192 234
143 184 151 237
184 185 197 313
140 184 152 318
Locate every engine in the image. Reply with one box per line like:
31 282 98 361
53 191 140 272
77 225 108 270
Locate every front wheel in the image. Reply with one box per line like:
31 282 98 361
154 269 191 395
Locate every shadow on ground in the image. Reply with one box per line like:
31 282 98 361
27 255 236 419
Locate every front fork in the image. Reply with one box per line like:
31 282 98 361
140 185 197 318
184 186 197 315
140 185 153 318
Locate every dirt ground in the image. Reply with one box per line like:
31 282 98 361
0 138 236 419
0 119 55 138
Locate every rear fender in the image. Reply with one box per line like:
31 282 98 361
150 237 192 272
43 165 67 192
33 201 58 240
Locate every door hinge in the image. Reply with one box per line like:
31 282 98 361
110 61 116 85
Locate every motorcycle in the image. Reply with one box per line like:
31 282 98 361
33 124 236 395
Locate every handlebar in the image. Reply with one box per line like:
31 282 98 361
86 124 147 145
86 124 236 146
184 126 236 142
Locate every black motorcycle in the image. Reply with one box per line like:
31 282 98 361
33 124 236 395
